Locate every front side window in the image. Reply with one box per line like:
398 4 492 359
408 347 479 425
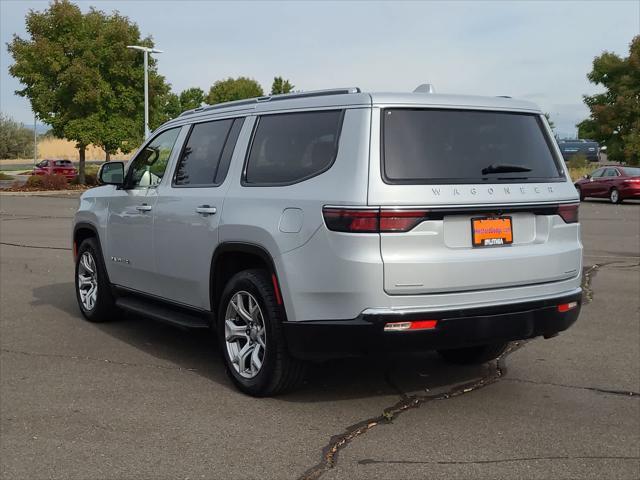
173 118 243 187
382 109 563 184
128 128 180 188
244 110 343 186
591 168 605 178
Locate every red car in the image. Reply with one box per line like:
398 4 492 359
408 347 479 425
32 159 78 180
575 165 640 203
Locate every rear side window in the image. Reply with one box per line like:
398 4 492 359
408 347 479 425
174 118 244 187
244 110 344 186
382 109 564 184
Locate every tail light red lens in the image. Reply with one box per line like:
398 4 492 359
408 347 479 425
323 207 429 233
322 208 379 233
557 203 579 224
380 210 430 232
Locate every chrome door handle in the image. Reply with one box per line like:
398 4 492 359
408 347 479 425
136 204 153 212
195 205 217 215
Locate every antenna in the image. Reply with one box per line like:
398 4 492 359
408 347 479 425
413 84 435 94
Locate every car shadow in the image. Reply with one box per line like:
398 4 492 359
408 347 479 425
32 282 493 401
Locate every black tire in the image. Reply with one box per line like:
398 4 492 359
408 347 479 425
610 188 622 204
437 342 509 365
576 186 585 201
217 269 305 396
74 237 117 322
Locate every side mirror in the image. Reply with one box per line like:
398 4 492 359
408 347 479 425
583 174 591 179
600 146 607 152
98 161 125 186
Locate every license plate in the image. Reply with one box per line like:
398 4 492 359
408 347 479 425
471 217 513 247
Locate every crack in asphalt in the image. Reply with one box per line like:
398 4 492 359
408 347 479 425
1 348 197 373
298 260 640 480
581 264 599 304
0 241 71 251
357 455 640 466
298 342 525 480
503 377 640 397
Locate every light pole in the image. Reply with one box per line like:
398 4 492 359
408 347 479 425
33 112 37 166
127 45 163 139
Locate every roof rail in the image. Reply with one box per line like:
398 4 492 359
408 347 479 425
178 87 361 117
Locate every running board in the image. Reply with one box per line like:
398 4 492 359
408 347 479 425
115 295 211 329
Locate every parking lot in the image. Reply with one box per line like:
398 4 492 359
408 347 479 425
0 194 638 480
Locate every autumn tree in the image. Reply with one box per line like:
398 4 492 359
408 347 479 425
577 36 639 165
7 0 170 179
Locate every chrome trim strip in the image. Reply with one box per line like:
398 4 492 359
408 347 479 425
361 287 583 316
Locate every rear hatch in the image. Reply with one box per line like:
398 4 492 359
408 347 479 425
369 107 581 295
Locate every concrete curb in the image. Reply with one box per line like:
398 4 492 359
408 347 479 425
0 190 84 198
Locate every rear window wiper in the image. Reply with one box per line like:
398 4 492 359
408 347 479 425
481 163 533 175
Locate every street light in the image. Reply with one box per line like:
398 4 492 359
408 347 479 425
127 45 163 139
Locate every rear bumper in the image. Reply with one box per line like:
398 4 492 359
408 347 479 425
283 291 582 360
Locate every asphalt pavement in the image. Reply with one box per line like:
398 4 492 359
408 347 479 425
1 194 638 480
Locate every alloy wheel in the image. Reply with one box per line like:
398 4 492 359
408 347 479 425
224 291 267 379
77 251 98 311
610 189 619 204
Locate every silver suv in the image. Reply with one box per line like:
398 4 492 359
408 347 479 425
73 87 583 396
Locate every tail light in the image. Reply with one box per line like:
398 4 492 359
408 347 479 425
323 207 430 233
624 178 640 184
557 203 579 223
322 208 379 233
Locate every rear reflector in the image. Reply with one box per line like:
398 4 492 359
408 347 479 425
384 319 438 332
557 204 579 223
557 301 578 313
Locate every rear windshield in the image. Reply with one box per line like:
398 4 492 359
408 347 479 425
622 167 640 176
382 109 564 184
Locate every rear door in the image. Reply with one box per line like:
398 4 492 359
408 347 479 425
152 117 247 309
368 107 581 295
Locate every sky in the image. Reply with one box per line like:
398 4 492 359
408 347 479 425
1 0 639 138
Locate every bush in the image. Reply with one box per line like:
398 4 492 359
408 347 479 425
27 174 67 190
71 172 98 186
567 154 589 170
26 175 44 188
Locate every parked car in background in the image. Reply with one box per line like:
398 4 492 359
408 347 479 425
574 166 640 203
33 159 78 180
558 139 601 162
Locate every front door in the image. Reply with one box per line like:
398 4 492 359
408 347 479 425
105 127 182 296
152 117 247 309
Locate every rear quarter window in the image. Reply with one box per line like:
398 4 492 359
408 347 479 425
382 109 564 184
244 110 344 186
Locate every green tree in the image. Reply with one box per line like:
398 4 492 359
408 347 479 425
7 0 170 180
577 35 639 165
271 76 294 95
179 87 205 111
205 77 263 105
0 113 34 159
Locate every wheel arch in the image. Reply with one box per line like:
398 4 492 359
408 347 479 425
210 242 286 320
